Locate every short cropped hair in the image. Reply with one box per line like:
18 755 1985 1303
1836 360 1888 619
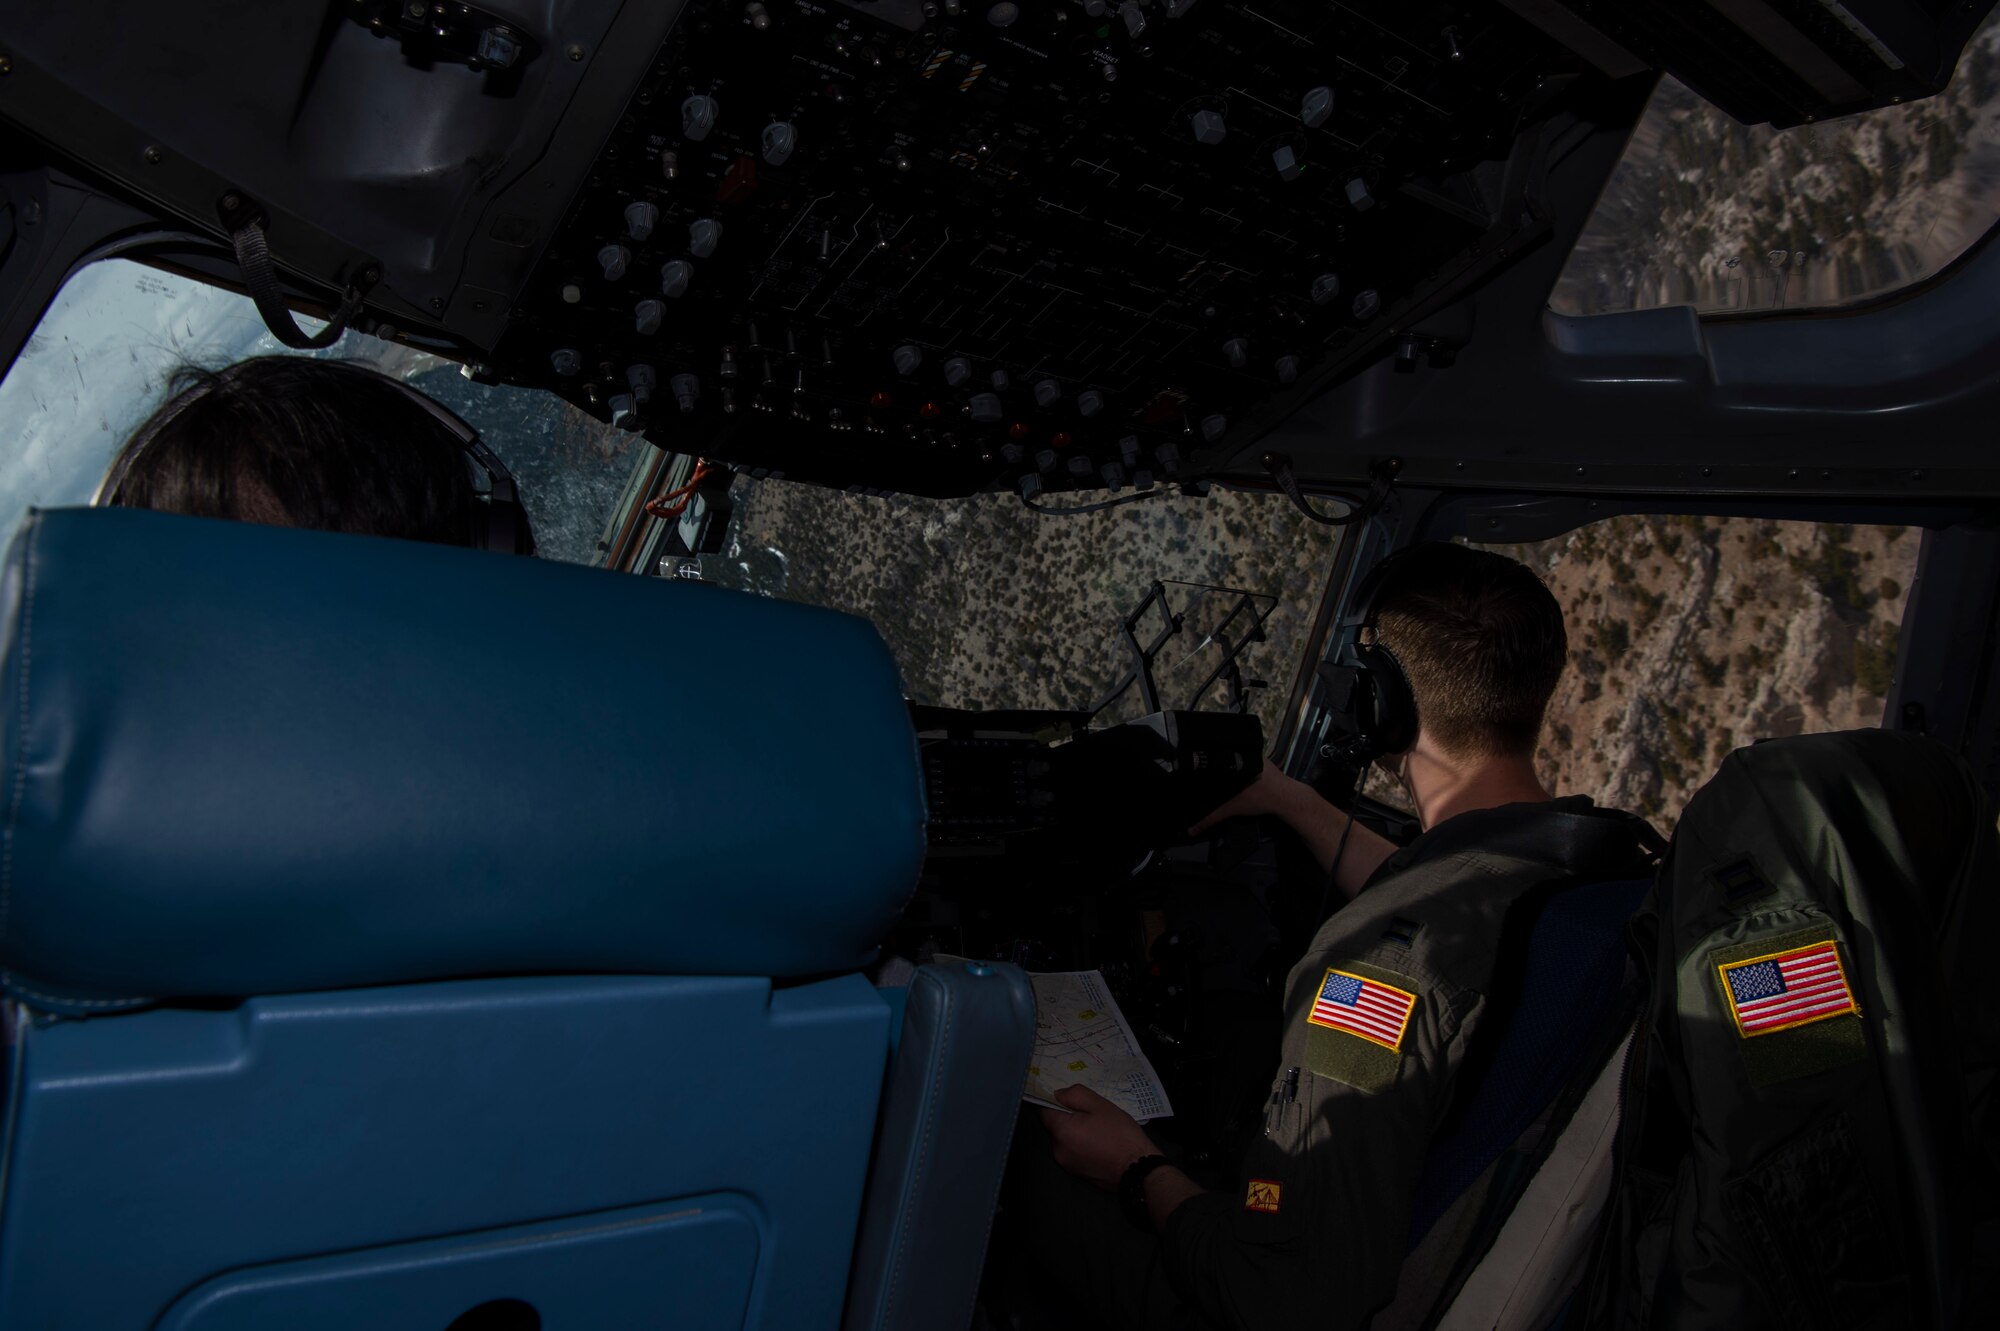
104 357 481 548
1374 543 1567 760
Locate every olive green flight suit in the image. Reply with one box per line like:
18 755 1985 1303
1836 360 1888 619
1019 797 1658 1331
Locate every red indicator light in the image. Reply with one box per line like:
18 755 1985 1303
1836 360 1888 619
1051 431 1073 448
1008 422 1031 439
870 391 894 409
919 401 943 419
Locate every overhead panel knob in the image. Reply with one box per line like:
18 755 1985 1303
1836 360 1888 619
893 344 923 374
1273 145 1303 181
627 364 658 403
1033 379 1062 408
671 373 700 413
986 2 1019 26
1310 272 1340 305
624 201 659 241
1222 337 1248 368
681 94 719 141
550 348 582 377
1077 389 1105 417
1200 414 1227 441
1275 354 1300 384
1352 289 1382 319
634 299 665 335
1120 1 1146 37
1346 177 1376 211
689 218 723 258
762 121 797 166
598 244 632 281
944 357 972 387
991 369 1011 391
969 392 1004 422
1300 85 1333 128
1191 110 1226 145
660 260 693 298
1118 435 1140 465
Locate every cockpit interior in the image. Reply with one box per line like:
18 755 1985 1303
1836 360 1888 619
0 1 1997 1327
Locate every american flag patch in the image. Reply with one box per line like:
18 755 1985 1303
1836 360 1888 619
1719 940 1859 1037
1307 968 1417 1052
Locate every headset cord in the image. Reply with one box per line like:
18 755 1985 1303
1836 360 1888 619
1314 802 1361 933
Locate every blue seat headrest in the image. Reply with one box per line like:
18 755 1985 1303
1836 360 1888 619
0 508 925 1011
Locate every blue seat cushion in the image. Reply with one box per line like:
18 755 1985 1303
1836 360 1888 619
0 507 926 1008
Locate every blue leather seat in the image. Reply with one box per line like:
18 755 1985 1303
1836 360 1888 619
0 507 1030 1331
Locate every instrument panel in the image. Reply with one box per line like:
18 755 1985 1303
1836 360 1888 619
499 0 1590 497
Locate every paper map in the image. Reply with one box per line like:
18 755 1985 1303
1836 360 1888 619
1022 969 1173 1123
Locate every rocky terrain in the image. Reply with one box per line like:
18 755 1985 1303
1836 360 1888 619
1552 16 2000 315
703 480 1341 739
1485 517 1918 829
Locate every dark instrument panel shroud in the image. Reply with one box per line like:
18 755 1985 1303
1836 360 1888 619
2 1 1988 505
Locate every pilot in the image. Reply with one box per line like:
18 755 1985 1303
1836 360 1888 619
96 356 518 551
1023 542 1662 1330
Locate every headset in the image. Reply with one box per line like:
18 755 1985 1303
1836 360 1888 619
95 363 534 556
1314 543 1430 766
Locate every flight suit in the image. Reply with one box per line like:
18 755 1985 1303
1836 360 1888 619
1019 797 1659 1331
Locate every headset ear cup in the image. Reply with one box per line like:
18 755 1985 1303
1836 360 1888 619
1362 642 1419 757
470 497 535 556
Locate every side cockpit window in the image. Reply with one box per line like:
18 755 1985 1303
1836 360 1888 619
0 260 641 564
1474 517 1920 829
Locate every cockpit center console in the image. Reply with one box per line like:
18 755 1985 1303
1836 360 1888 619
885 580 1325 1149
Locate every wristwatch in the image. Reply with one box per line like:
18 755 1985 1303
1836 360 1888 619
1118 1153 1174 1231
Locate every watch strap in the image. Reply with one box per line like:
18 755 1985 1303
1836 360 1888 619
1118 1153 1173 1231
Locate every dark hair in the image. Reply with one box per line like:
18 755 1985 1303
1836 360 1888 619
1375 543 1567 759
103 357 481 548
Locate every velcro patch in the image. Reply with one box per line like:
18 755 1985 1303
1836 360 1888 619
1244 1179 1282 1214
1718 940 1859 1038
1307 968 1418 1052
1708 924 1867 1085
1302 961 1424 1094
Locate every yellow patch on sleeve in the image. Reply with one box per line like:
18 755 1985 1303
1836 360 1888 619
1244 1179 1283 1214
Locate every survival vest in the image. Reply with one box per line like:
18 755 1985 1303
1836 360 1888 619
1581 729 2000 1329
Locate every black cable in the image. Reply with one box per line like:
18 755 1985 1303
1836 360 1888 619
1261 453 1362 527
1021 487 1171 516
1314 796 1362 930
225 211 373 352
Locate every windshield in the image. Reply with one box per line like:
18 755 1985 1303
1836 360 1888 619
703 478 1344 740
1551 10 2000 316
0 259 643 564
